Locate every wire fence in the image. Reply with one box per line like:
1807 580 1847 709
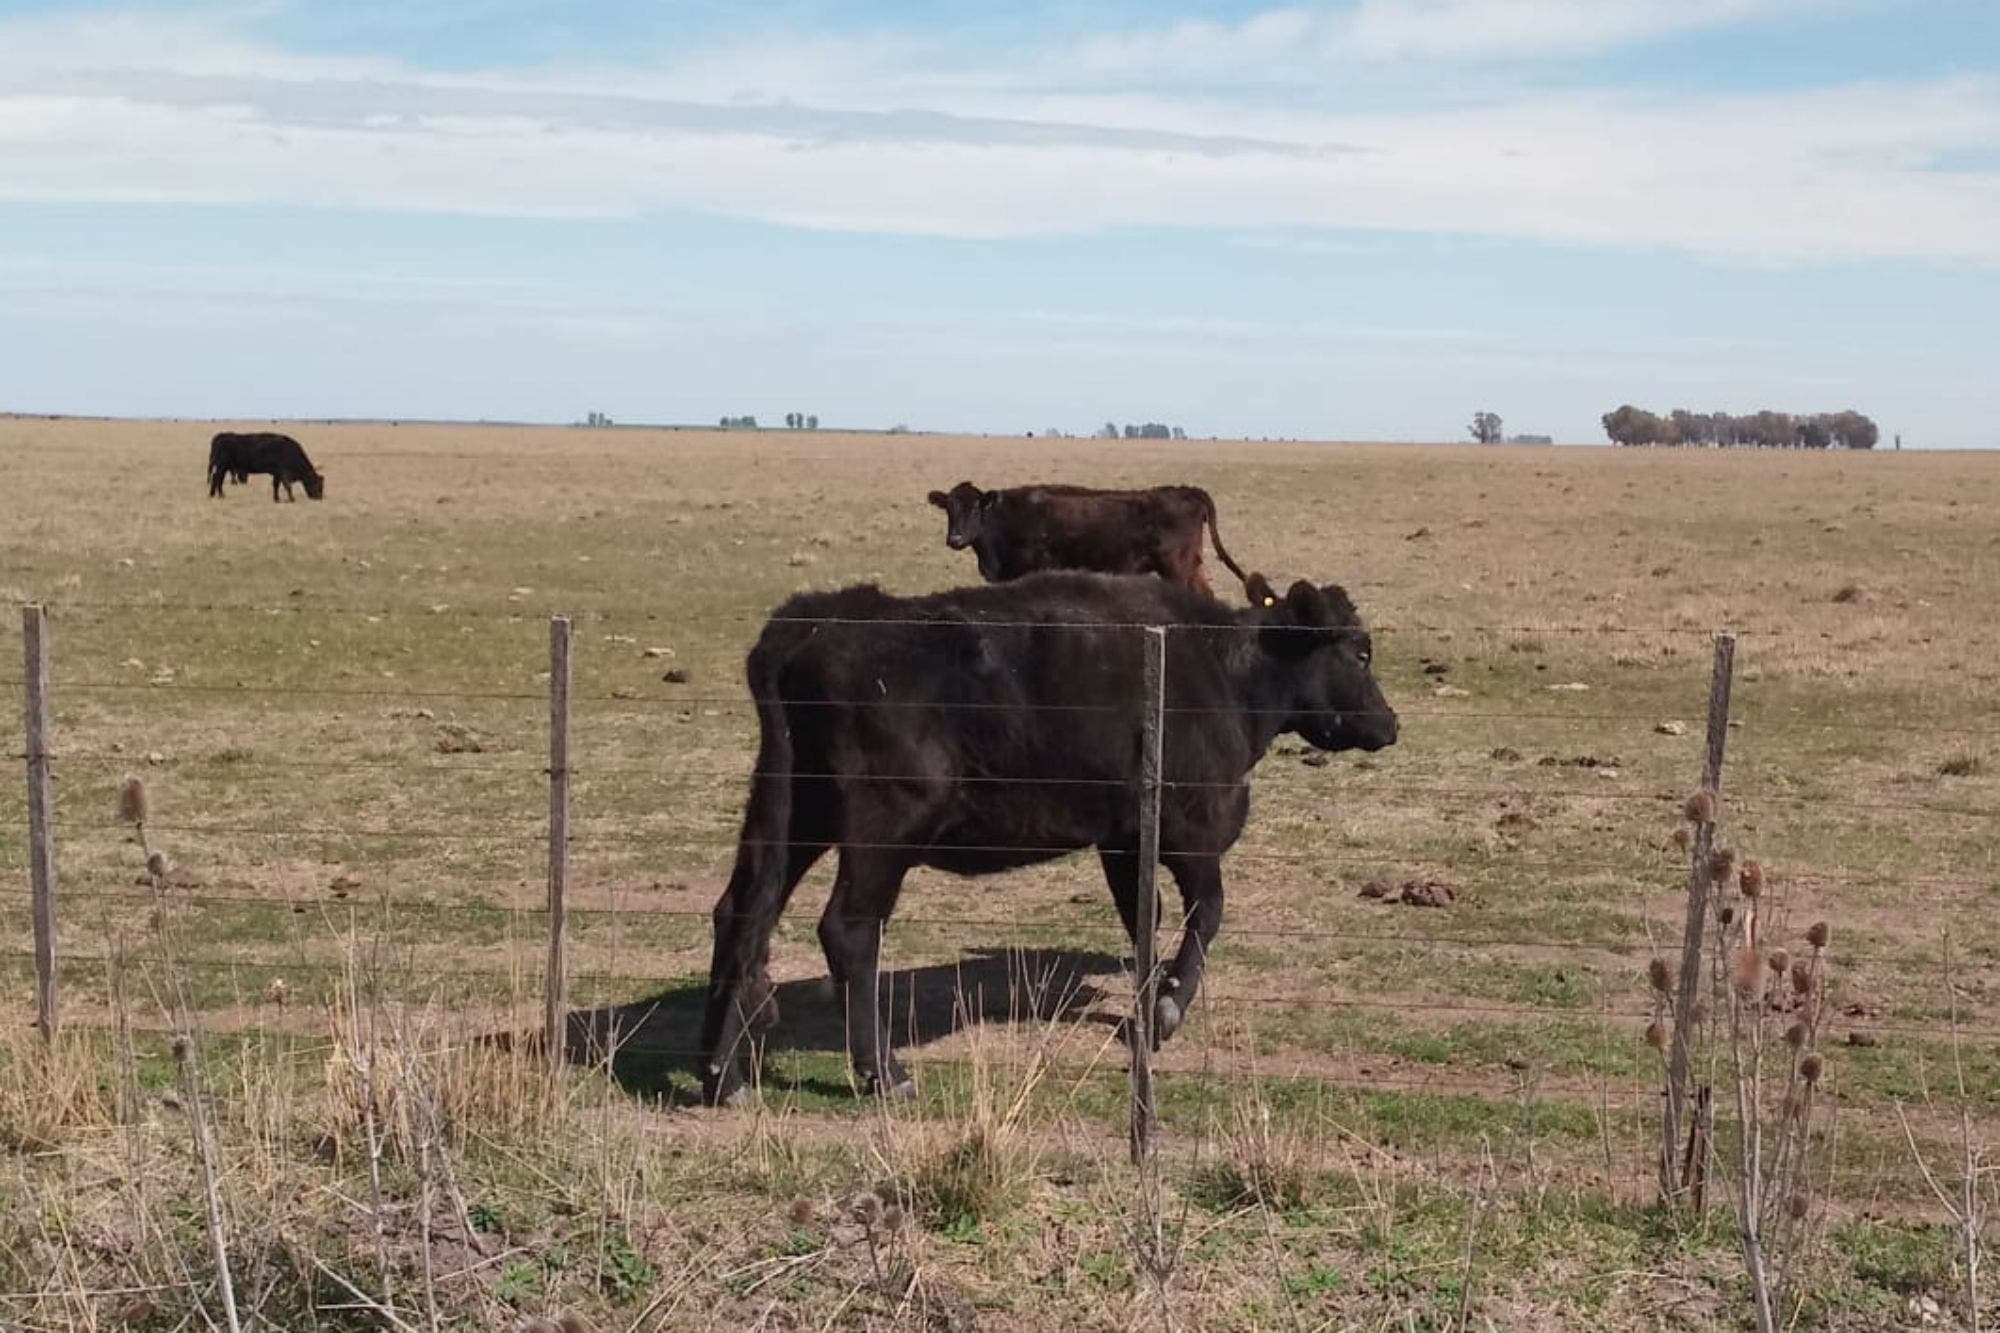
8 598 1998 1207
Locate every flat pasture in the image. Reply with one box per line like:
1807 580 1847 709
2 416 1997 1330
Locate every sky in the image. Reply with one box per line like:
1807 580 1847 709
1 1 1997 446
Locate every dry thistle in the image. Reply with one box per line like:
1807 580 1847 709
1784 1021 1808 1049
117 774 151 826
1734 948 1764 997
1647 957 1673 994
265 978 289 1008
788 1198 815 1226
1768 948 1791 975
852 1193 881 1225
1786 1193 1810 1221
1739 860 1764 898
1710 847 1738 883
1806 921 1830 950
1790 959 1813 995
1683 791 1716 823
1644 1019 1667 1050
1719 904 1736 928
882 1203 905 1231
1799 1052 1824 1085
1672 826 1692 851
170 1033 192 1064
145 850 170 881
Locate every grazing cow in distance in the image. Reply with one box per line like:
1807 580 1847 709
208 432 324 501
699 570 1396 1105
927 481 1253 599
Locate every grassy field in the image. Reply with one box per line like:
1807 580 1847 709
2 416 1998 1330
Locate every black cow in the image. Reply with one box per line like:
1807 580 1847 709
207 432 324 501
927 482 1253 599
699 570 1396 1105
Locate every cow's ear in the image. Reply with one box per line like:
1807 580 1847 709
928 490 949 509
978 489 999 509
1245 573 1277 609
1284 580 1327 625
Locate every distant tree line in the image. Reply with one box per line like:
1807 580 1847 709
1097 422 1187 440
1602 405 1879 450
783 413 820 429
584 410 614 427
720 415 758 429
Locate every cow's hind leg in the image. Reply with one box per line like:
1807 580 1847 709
703 837 827 1105
1154 854 1225 1042
817 849 913 1097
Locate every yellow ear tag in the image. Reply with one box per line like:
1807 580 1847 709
1262 596 1277 607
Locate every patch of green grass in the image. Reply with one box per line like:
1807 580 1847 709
1832 1218 1959 1296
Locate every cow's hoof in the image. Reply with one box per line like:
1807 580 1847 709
702 1063 752 1108
863 1069 916 1100
1154 995 1183 1043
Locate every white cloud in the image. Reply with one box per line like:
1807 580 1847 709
0 6 1997 263
1343 0 1797 61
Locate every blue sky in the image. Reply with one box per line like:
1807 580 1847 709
2 1 1997 445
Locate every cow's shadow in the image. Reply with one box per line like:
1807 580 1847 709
560 946 1123 1104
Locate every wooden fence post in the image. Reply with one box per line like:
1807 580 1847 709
544 616 572 1070
1661 630 1737 1201
23 604 58 1042
1130 625 1167 1164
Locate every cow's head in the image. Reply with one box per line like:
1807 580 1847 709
1258 579 1397 753
304 471 325 501
926 482 992 551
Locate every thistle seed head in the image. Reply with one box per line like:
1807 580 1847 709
1785 1021 1808 1049
117 775 151 826
1790 960 1813 995
145 850 170 881
1684 791 1716 824
1710 847 1738 884
1787 1193 1810 1221
1768 948 1791 975
1739 860 1764 898
1644 1019 1668 1050
1806 921 1830 950
1648 958 1673 994
1800 1052 1824 1085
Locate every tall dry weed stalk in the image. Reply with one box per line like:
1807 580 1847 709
1896 933 1989 1333
1650 844 1834 1333
120 773 242 1333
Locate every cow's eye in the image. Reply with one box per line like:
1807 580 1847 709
1357 649 1371 665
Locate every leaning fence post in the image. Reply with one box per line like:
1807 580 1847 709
544 615 572 1070
23 604 58 1042
1130 625 1167 1164
1661 630 1736 1201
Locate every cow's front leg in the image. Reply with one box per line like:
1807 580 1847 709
817 850 912 1098
271 476 282 502
1154 854 1224 1042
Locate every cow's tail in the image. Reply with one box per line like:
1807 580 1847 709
701 638 793 1103
206 437 226 497
1199 489 1251 590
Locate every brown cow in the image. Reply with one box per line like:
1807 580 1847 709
926 481 1253 599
